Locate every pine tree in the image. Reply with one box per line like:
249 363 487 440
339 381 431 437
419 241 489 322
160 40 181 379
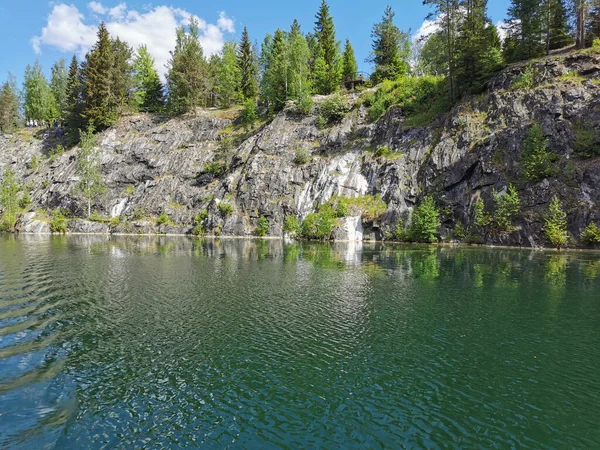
342 39 358 82
314 0 340 94
167 18 209 114
65 56 85 134
238 27 258 100
575 0 588 48
50 59 68 120
23 61 57 122
369 6 411 84
0 74 20 132
546 0 574 51
133 45 164 112
288 20 311 99
83 22 116 129
454 0 504 95
423 0 460 101
218 41 241 108
504 0 546 62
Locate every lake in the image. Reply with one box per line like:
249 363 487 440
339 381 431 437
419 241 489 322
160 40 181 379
1 235 599 449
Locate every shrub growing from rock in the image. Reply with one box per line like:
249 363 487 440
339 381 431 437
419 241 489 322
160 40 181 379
409 195 440 243
581 222 600 245
255 216 269 237
545 196 568 247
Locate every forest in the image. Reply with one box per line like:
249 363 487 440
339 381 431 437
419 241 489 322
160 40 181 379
0 0 598 138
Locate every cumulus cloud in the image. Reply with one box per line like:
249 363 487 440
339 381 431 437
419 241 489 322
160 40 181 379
412 17 442 44
32 3 235 78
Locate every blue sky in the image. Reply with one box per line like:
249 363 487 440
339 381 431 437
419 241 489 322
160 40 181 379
0 1 512 84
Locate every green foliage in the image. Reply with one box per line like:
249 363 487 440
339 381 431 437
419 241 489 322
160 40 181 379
333 195 387 221
89 210 110 223
297 91 314 115
319 92 347 124
241 99 258 128
219 202 233 216
0 168 20 232
23 61 57 122
417 32 448 77
545 196 568 247
366 75 449 126
294 148 311 165
75 126 106 218
18 190 31 210
511 65 536 90
581 222 600 244
573 122 600 158
29 156 40 172
0 74 21 132
49 144 65 161
283 215 301 236
593 39 600 52
301 204 338 240
474 198 492 228
156 212 174 226
124 185 135 195
255 216 269 236
392 220 409 241
409 195 441 243
50 59 68 120
454 221 468 240
133 45 164 112
50 210 68 233
341 39 358 82
167 18 210 114
369 6 411 84
521 123 557 181
238 27 259 100
493 184 521 231
218 41 241 108
287 20 312 101
64 56 84 135
503 0 546 63
203 160 229 176
313 0 340 94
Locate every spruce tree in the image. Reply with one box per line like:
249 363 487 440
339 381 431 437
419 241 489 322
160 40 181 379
218 41 241 108
314 0 340 94
206 54 221 107
50 59 68 120
589 0 600 43
0 75 20 132
111 38 134 116
504 0 546 62
454 0 503 95
133 45 164 112
167 18 208 114
259 33 274 108
369 6 411 84
265 29 289 109
418 32 448 76
238 27 258 100
546 0 574 51
288 20 312 99
342 39 358 82
83 22 116 129
65 56 84 134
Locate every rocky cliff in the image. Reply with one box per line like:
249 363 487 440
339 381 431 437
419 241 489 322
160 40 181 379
1 51 600 247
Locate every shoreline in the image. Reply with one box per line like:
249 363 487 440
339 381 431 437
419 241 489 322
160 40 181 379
4 231 600 254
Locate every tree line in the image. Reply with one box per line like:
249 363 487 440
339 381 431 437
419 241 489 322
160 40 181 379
1 0 599 135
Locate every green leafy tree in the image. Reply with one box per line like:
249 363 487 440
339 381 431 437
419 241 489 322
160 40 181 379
50 59 68 120
313 0 340 94
167 18 209 114
521 123 557 181
0 74 20 132
238 27 258 100
369 6 411 84
218 41 241 108
75 126 106 217
241 98 258 128
23 61 57 122
263 29 289 110
545 195 568 247
410 195 441 243
259 33 274 108
288 20 312 100
341 38 358 81
418 32 448 76
0 168 20 232
133 45 164 112
206 54 222 107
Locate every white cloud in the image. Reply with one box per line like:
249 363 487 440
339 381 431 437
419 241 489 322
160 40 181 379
32 4 235 78
496 20 509 42
413 16 442 44
217 11 235 33
88 2 107 15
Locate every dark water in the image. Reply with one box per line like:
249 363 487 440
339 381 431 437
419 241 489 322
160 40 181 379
0 235 599 449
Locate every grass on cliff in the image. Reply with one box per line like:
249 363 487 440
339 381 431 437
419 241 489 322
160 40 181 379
360 75 450 127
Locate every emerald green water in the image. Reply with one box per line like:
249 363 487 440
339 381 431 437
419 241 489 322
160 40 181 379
1 235 599 449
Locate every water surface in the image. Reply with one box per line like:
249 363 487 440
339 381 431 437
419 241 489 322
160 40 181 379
1 235 599 449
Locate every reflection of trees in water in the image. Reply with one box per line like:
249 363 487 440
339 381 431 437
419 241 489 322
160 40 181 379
545 254 569 290
584 260 600 281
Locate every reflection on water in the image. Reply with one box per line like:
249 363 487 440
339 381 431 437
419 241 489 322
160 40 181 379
1 234 600 449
